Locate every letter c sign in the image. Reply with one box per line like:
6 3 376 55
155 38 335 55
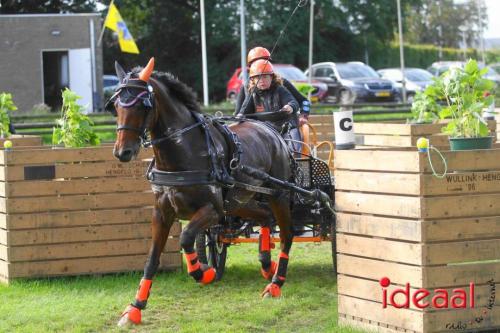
340 118 352 131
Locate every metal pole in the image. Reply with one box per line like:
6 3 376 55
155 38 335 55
97 0 114 47
476 0 485 63
462 30 467 60
200 0 209 106
89 18 98 112
307 0 314 101
240 0 247 84
437 0 443 60
396 0 406 103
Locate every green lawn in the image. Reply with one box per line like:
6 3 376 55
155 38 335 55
0 243 364 333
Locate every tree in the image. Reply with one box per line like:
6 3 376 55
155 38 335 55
0 0 97 13
405 0 488 49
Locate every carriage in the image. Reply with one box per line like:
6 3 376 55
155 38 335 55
194 112 337 281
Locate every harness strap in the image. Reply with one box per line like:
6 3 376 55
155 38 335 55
147 167 216 186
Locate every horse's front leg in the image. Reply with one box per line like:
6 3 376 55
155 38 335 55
181 203 221 284
118 192 175 326
261 193 293 298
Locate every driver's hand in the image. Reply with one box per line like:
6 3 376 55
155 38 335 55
299 116 308 126
282 105 293 114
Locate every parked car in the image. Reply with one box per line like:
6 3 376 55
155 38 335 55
377 68 434 102
103 74 120 100
427 61 500 85
225 64 329 103
304 62 398 103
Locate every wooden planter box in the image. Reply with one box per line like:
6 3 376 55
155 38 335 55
355 120 497 148
0 145 181 283
334 147 500 333
0 134 42 147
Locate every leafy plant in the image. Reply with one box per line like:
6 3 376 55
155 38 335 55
428 59 495 138
408 90 440 123
52 88 100 147
0 92 17 138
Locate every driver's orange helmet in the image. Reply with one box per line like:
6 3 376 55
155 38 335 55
249 59 274 78
247 47 271 64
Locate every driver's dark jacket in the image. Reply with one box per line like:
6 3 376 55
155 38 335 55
236 83 299 129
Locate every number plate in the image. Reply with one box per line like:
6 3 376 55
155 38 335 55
375 91 391 97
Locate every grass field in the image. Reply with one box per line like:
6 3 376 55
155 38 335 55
0 242 364 333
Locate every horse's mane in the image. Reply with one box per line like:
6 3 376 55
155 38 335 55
131 67 201 113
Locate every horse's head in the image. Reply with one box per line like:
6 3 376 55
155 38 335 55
106 58 155 162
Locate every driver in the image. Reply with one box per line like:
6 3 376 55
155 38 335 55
236 59 299 136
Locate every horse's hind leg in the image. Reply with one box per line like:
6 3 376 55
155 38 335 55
261 194 293 298
118 193 175 326
180 203 220 284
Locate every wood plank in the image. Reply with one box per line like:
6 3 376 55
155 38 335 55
355 122 413 135
422 171 500 195
336 213 422 242
339 315 418 333
424 262 500 288
0 244 7 261
422 216 500 242
0 135 43 148
337 254 423 287
422 194 500 219
0 259 8 281
424 148 500 173
425 306 500 332
1 159 151 181
6 223 154 245
335 170 420 195
2 145 153 166
337 234 422 265
335 192 422 218
4 238 180 262
2 177 151 197
0 208 155 230
338 275 495 311
338 294 424 332
424 239 500 265
356 134 413 147
335 150 421 172
7 252 181 279
0 192 155 214
0 229 6 246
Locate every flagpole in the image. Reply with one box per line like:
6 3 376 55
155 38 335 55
200 0 209 106
97 0 114 46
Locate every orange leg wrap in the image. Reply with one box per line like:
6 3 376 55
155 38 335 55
121 304 142 324
261 283 281 298
184 252 216 285
135 278 152 302
260 260 277 280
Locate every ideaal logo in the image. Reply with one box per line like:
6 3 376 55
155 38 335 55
380 277 496 331
380 277 474 309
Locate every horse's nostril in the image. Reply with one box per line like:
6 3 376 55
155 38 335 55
120 149 134 161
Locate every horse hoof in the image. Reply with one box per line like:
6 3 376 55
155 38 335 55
199 267 216 285
260 260 277 280
261 283 281 298
117 305 141 326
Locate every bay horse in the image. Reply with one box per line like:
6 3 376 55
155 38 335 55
109 58 296 326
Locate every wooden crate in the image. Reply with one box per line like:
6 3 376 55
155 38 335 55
355 120 497 148
0 135 42 147
0 145 181 283
335 147 500 333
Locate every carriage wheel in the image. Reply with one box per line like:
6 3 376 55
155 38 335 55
195 229 227 281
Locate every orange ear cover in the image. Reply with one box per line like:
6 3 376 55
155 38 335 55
139 57 155 82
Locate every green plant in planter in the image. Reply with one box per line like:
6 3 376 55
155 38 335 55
431 59 495 139
408 90 440 124
0 92 17 138
52 88 100 147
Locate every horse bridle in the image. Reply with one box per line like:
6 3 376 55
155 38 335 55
106 75 206 148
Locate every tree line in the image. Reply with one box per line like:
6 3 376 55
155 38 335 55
0 0 491 102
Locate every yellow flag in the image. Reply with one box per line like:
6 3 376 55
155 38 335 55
104 2 139 54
